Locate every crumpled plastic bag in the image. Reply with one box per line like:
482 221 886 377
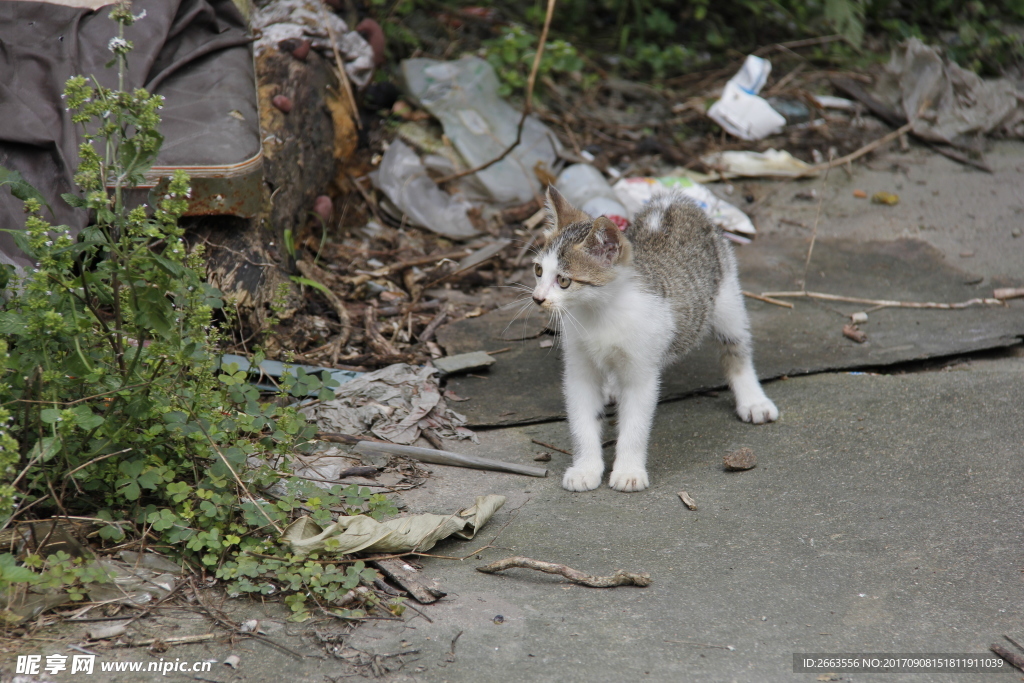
300 363 477 445
86 553 181 606
252 0 375 87
613 176 756 241
371 139 480 239
700 149 817 178
281 494 505 557
707 55 786 141
401 56 563 205
873 38 1024 146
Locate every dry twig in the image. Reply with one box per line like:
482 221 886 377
742 291 794 309
794 122 914 179
296 260 352 350
476 556 651 587
758 290 1003 310
994 287 1024 301
990 644 1024 672
321 6 360 130
530 438 571 455
111 633 219 648
364 305 400 357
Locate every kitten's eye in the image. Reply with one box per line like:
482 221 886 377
534 264 543 277
557 274 571 289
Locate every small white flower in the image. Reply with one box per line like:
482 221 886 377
133 9 147 21
108 37 129 53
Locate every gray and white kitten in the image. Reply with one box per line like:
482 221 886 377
532 186 778 492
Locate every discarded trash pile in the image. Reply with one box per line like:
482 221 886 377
262 22 1024 371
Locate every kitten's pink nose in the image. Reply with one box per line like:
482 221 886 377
532 294 545 305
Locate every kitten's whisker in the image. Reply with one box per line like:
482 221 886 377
560 307 587 339
498 295 532 311
501 299 536 339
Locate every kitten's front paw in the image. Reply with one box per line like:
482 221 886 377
608 468 649 492
562 465 603 492
736 398 779 424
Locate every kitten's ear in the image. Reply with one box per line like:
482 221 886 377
584 217 630 266
544 185 588 239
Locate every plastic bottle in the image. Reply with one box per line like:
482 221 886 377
555 164 629 228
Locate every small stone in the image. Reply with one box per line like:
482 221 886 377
493 615 505 624
842 324 868 343
534 452 552 462
850 312 868 324
272 94 292 114
723 447 756 471
1012 227 1022 238
852 189 867 198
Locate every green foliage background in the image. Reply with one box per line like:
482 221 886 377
371 0 1024 83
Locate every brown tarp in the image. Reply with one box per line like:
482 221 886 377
0 0 256 271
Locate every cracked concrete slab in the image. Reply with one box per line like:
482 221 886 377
439 236 1023 426
345 353 1024 683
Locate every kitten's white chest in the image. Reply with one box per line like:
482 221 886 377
565 285 674 374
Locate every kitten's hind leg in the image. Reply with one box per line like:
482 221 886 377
712 277 779 424
562 355 606 492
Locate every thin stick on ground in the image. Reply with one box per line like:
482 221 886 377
991 644 1024 672
531 438 571 455
1005 635 1024 653
321 6 361 130
757 290 1004 310
742 291 794 309
110 633 219 648
799 121 915 178
802 149 833 290
189 414 284 534
296 260 352 350
477 556 651 587
435 0 557 185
